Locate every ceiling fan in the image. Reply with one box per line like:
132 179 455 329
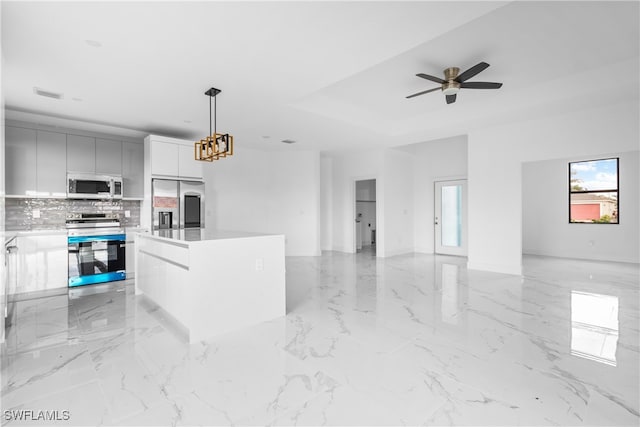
406 62 502 104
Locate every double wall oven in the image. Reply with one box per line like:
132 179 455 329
66 213 126 287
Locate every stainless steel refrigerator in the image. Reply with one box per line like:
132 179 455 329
152 179 205 230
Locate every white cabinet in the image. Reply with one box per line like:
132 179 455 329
178 144 202 179
146 135 203 180
67 134 96 174
150 141 179 176
96 138 123 175
36 130 67 197
5 127 67 197
14 233 68 294
5 126 37 196
122 142 144 198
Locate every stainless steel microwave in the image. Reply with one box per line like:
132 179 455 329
67 174 123 199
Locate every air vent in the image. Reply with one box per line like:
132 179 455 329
281 139 296 144
33 87 64 100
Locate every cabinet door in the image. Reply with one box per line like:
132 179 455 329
15 235 67 294
67 135 96 174
151 141 179 176
96 138 122 175
122 142 144 198
125 239 136 278
36 130 67 197
5 126 37 196
178 144 202 179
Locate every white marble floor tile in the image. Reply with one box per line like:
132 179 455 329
1 253 638 426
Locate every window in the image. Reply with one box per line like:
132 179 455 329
569 158 618 224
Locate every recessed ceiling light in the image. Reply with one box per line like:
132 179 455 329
184 120 192 124
85 40 102 48
72 97 83 102
262 135 270 139
281 139 296 144
33 87 63 100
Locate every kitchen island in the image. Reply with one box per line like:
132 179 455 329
135 229 285 343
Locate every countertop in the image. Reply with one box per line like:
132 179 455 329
3 226 148 242
140 229 278 243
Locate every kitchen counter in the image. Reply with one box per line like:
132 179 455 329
146 228 274 243
135 229 285 343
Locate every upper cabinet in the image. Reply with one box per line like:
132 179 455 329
96 138 123 175
68 136 123 176
66 134 96 174
5 123 144 198
122 141 144 198
5 126 37 196
150 141 179 177
5 127 68 197
146 135 203 180
36 131 67 196
178 145 202 179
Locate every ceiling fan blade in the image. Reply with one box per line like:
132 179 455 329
406 87 441 99
460 81 503 89
456 62 490 82
417 73 445 84
446 94 457 104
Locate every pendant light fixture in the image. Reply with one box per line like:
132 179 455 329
195 87 234 162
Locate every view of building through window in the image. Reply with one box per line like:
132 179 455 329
569 158 618 224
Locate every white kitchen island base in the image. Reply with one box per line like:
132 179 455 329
135 229 285 343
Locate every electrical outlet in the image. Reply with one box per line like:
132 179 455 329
255 258 264 271
32 209 40 219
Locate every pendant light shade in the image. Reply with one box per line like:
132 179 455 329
195 87 234 162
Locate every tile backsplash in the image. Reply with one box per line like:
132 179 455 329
5 198 141 230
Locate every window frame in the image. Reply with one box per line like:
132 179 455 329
568 157 619 225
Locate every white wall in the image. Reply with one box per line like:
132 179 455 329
204 147 321 256
382 149 414 257
320 156 333 251
523 151 639 263
403 135 467 253
324 147 416 257
326 150 384 253
356 179 376 201
468 101 640 275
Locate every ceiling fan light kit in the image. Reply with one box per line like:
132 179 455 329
406 62 502 104
195 87 234 162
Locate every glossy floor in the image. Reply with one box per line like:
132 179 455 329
1 252 638 426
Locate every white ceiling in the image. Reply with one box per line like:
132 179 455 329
2 1 638 152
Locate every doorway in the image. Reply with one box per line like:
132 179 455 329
435 179 467 256
355 179 377 254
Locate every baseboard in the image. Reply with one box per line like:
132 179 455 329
467 260 522 276
414 246 434 254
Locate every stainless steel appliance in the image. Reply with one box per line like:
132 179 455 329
66 213 126 287
152 179 205 230
67 173 123 199
180 180 205 229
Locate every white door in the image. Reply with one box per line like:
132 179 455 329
435 180 467 256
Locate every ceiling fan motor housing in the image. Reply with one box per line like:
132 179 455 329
442 67 461 95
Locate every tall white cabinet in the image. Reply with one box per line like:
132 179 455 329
142 135 203 230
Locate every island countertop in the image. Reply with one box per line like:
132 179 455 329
142 228 276 243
